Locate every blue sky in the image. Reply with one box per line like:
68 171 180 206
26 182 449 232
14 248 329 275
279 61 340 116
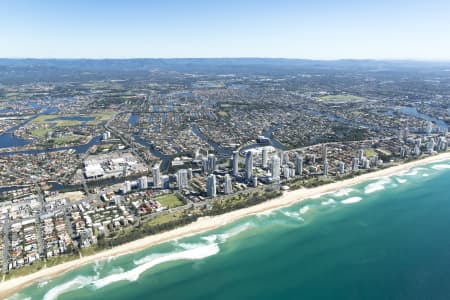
1 0 450 60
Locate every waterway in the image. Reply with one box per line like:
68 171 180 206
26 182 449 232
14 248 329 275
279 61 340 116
399 106 448 132
0 135 102 156
131 134 172 171
0 107 57 149
261 124 290 150
306 109 386 131
191 124 233 157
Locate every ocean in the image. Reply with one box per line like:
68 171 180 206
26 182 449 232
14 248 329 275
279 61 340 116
10 160 450 300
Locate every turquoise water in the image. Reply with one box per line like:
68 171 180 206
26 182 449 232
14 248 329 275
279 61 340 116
11 160 450 300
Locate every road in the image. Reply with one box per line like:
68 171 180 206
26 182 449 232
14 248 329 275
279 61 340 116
34 216 45 257
2 221 9 272
32 181 45 256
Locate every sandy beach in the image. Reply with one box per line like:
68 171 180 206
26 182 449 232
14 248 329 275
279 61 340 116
1 152 450 299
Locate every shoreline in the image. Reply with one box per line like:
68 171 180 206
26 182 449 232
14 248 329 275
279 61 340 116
1 152 450 299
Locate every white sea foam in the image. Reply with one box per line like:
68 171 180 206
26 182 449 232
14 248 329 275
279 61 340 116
321 199 336 206
43 275 98 300
299 205 310 215
280 210 304 221
341 197 362 204
93 260 104 274
399 167 426 176
93 243 220 289
422 173 430 177
256 210 275 217
106 256 116 263
216 222 254 243
333 188 354 197
171 236 216 251
401 170 418 176
133 253 166 266
177 242 211 250
197 223 254 247
108 267 125 275
431 164 450 170
37 280 49 288
364 178 391 194
201 234 218 244
395 178 407 184
6 295 32 300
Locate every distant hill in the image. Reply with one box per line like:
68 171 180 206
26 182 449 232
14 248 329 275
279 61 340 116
0 58 449 84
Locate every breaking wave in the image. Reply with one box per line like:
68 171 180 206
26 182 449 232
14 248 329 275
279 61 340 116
395 178 407 184
93 243 220 289
400 167 426 176
321 198 336 206
333 188 354 197
45 227 238 299
201 234 218 244
198 222 255 245
341 197 362 204
133 252 166 266
299 206 310 215
107 267 125 275
93 260 105 274
364 178 391 194
256 210 275 218
280 210 304 221
176 242 210 250
401 170 417 176
431 164 450 170
43 275 99 300
37 281 49 288
217 222 254 243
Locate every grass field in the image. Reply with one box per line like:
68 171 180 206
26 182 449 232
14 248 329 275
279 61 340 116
144 209 195 227
364 148 377 157
86 113 115 125
217 111 229 117
30 128 51 138
52 135 82 145
80 247 97 257
29 128 86 145
97 143 113 152
155 194 184 208
319 94 365 103
375 148 392 156
32 112 114 127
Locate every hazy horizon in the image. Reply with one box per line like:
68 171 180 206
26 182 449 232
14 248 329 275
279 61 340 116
1 57 450 63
